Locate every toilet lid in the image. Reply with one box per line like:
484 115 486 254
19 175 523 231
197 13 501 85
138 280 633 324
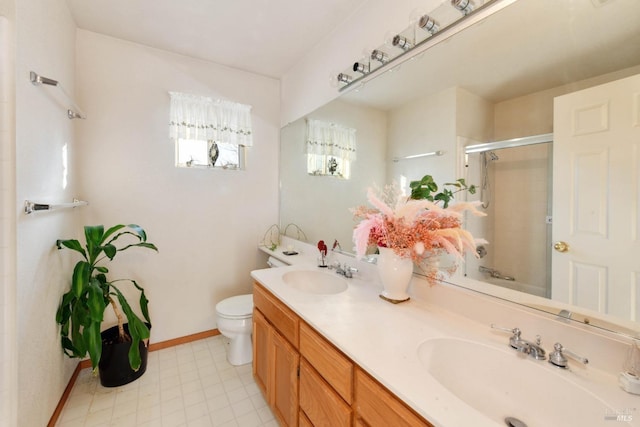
216 294 253 318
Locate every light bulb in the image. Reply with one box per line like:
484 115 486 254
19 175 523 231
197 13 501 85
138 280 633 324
337 73 353 84
392 34 413 51
451 0 474 15
418 15 440 35
353 62 370 74
370 49 389 64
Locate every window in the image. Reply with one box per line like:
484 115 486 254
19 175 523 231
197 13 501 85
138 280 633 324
169 92 252 169
305 119 356 178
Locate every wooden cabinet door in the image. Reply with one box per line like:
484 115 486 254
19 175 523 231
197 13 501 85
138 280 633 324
272 329 300 427
355 368 432 427
299 359 351 427
299 322 353 404
252 308 271 397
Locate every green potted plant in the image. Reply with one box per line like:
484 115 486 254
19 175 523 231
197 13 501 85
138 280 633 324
408 175 476 207
55 224 158 387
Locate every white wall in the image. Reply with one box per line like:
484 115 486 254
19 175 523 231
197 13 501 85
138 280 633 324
494 64 640 140
74 30 280 343
387 87 458 187
14 0 80 426
281 0 445 126
0 1 16 426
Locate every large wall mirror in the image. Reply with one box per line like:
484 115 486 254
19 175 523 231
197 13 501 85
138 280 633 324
280 0 640 338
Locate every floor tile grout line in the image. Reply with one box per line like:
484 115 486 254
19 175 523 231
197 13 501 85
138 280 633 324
56 335 276 427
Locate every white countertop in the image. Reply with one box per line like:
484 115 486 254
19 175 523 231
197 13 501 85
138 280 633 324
253 241 639 427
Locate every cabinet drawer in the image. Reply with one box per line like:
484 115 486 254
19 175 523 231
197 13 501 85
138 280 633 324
253 282 299 348
355 368 432 427
300 359 351 427
300 322 353 404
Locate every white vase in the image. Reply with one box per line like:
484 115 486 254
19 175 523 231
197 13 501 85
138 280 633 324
377 247 413 303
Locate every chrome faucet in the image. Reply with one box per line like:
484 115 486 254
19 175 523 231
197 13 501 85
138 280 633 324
330 262 358 278
491 324 546 360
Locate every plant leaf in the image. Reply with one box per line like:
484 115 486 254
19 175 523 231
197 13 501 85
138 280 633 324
71 261 91 297
70 304 88 357
112 284 150 371
84 225 105 263
136 242 158 252
127 224 147 241
87 278 106 322
101 224 126 244
103 244 117 260
56 290 76 324
56 239 87 259
132 280 151 326
83 321 102 370
60 336 81 358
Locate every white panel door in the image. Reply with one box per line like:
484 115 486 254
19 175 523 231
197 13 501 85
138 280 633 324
553 73 640 321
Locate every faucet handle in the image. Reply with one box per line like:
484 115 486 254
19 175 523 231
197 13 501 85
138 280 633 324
491 324 521 337
328 260 340 270
491 324 524 349
343 263 358 278
345 264 358 273
549 343 589 368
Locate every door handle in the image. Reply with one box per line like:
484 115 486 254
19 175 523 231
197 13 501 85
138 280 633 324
554 241 569 253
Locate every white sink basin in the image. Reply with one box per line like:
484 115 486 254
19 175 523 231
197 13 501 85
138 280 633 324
417 338 617 427
282 270 348 295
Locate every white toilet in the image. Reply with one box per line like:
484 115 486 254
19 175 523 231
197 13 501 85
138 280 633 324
215 294 254 366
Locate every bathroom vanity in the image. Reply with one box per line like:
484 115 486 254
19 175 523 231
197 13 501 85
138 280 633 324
252 240 640 427
252 280 429 427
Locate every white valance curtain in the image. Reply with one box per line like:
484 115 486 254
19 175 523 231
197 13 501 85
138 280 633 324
169 92 253 146
305 119 356 161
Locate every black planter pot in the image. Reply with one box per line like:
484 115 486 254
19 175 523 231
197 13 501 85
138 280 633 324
99 323 150 387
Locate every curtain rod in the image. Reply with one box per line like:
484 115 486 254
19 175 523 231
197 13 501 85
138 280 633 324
465 133 553 154
30 71 86 120
392 150 444 162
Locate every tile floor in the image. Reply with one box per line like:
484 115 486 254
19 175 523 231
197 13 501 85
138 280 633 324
56 335 277 427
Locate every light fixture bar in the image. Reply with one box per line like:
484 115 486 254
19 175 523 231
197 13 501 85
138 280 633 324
338 0 517 92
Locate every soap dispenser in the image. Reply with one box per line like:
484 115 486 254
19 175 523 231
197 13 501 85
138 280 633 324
619 341 640 394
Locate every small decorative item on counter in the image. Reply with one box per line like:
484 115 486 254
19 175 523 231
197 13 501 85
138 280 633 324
620 341 640 394
317 240 328 267
260 224 281 251
352 174 486 303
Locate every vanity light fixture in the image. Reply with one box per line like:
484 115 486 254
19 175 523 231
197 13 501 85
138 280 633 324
451 0 474 15
370 49 390 64
392 34 413 51
337 72 353 84
418 14 440 35
336 0 511 92
353 61 370 74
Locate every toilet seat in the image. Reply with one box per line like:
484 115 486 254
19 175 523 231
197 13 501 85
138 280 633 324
216 294 253 319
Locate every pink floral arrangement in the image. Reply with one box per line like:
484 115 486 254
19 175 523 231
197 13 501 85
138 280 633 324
352 181 486 284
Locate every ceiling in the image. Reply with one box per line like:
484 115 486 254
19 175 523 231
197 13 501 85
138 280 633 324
65 0 367 79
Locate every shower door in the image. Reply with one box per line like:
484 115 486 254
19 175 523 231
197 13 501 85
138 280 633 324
552 73 640 321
